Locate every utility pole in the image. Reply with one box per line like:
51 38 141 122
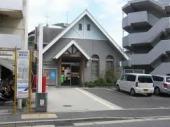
35 25 47 112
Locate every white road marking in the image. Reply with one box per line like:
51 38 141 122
75 88 122 110
0 109 11 115
74 117 170 126
123 107 170 110
21 125 55 127
105 88 114 91
21 113 57 119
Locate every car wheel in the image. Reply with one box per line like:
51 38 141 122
154 87 160 96
116 85 120 91
130 88 135 96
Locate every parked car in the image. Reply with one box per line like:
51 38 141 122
116 73 154 96
152 75 170 95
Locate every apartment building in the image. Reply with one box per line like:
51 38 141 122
0 0 27 79
122 0 170 75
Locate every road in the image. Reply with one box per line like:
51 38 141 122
9 117 170 127
72 118 170 127
0 87 170 127
85 87 170 109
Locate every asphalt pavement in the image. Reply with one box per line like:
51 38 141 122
72 118 170 127
0 87 170 127
85 87 170 109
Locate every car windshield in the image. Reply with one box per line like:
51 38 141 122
138 76 153 83
166 77 170 82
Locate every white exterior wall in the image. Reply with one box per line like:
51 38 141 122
0 0 27 49
0 0 23 11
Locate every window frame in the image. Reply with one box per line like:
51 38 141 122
106 55 114 71
166 77 170 82
126 75 136 82
138 76 153 83
152 76 164 82
87 24 91 31
91 55 100 80
78 23 83 31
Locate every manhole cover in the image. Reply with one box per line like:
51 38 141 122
63 105 72 107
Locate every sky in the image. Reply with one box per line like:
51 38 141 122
28 0 128 47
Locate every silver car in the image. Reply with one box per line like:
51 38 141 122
152 75 170 95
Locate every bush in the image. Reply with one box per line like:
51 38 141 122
84 81 95 87
93 78 106 86
84 70 118 87
105 70 118 85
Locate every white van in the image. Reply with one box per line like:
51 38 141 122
116 73 154 96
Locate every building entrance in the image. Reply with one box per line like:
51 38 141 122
61 57 81 86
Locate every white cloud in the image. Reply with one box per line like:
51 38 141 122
28 0 89 31
47 0 88 13
92 0 126 46
94 0 126 15
28 0 126 47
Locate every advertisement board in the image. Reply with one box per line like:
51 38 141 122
17 50 30 99
43 68 57 85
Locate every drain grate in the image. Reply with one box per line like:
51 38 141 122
63 105 72 107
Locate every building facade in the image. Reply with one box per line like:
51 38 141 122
0 0 27 79
122 0 170 75
29 10 128 86
0 0 27 50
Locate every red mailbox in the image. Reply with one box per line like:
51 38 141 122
33 75 47 93
42 76 47 93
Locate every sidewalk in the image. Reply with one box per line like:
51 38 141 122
47 87 122 113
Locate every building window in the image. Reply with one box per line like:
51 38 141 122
106 55 114 72
87 24 91 31
79 24 82 30
28 35 35 46
91 55 99 80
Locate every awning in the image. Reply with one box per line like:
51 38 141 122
0 58 14 71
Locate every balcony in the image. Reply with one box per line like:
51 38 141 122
123 17 170 48
123 36 130 48
0 0 23 18
124 40 170 67
122 0 164 14
0 34 22 49
123 11 151 32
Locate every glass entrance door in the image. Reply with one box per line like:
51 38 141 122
70 64 80 86
61 62 81 86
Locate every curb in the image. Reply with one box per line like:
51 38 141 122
0 116 170 126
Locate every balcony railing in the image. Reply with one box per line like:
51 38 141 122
123 11 149 29
0 34 22 49
0 0 23 18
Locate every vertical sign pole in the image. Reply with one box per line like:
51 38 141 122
13 48 17 114
38 25 43 93
28 51 32 112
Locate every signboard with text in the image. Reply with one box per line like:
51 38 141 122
17 50 30 99
43 68 57 85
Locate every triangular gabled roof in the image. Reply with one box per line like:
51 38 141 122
43 10 128 60
53 40 90 60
